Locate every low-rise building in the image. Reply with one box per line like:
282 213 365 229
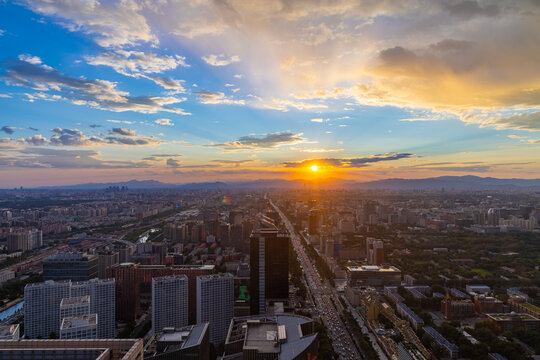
60 314 98 339
346 265 401 287
441 298 475 319
144 323 210 360
486 312 540 332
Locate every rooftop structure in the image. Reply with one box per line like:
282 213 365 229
347 265 401 287
0 339 143 360
60 314 98 339
145 323 210 360
0 325 20 340
223 314 318 360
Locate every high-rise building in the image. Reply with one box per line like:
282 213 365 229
107 263 215 323
220 223 230 245
366 238 384 266
152 275 188 334
24 280 71 339
97 250 119 279
308 209 322 235
25 279 115 339
7 229 42 253
196 273 234 345
43 252 98 282
70 278 116 338
230 223 243 251
250 228 289 315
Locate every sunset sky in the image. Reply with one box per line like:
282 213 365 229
1 0 539 187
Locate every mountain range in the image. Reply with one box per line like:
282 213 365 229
25 176 540 191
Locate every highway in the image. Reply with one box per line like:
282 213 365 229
271 200 362 360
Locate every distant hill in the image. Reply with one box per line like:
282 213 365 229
356 176 540 190
29 175 540 190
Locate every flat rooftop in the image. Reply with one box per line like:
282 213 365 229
60 295 90 307
488 313 539 321
244 322 280 354
347 265 400 272
61 314 97 329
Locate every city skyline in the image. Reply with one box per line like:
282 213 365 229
1 1 539 187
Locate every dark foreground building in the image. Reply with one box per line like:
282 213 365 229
250 228 289 315
223 314 318 360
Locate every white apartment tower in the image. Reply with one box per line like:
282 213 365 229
196 273 234 345
24 280 71 339
151 275 188 334
24 279 115 339
70 278 116 338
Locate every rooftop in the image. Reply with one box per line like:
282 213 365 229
488 313 539 321
61 314 98 329
60 295 90 307
347 265 400 273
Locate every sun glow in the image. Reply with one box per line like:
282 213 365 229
311 165 319 172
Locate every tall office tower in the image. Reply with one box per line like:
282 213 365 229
366 238 384 266
196 274 234 345
97 250 119 279
308 209 322 235
152 275 188 334
230 223 243 252
60 296 91 319
70 278 116 338
219 223 230 245
249 228 290 315
24 280 71 339
60 314 98 339
43 252 98 282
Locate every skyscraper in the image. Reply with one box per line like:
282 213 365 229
366 238 384 266
152 275 188 334
249 228 289 315
196 273 234 345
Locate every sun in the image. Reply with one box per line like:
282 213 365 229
310 165 319 172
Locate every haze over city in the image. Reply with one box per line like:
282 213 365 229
1 0 539 187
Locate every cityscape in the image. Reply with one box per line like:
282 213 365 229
1 1 540 360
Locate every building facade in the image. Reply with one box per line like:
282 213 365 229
249 228 289 315
152 275 189 334
196 273 234 345
43 253 98 282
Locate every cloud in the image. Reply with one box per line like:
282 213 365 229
86 50 188 77
1 126 15 134
470 111 540 132
210 159 253 166
110 127 136 137
202 54 240 66
264 99 328 111
300 148 343 153
154 118 174 126
194 91 245 105
89 124 102 128
148 76 185 92
5 147 148 169
207 132 306 150
2 58 190 115
18 54 43 65
143 153 182 161
21 0 156 48
282 152 415 168
0 29 4 36
10 128 162 147
166 158 181 167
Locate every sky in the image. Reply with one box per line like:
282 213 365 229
0 0 539 187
